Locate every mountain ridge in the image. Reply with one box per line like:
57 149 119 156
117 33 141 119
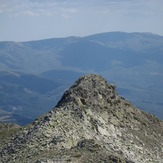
0 74 162 162
0 31 163 123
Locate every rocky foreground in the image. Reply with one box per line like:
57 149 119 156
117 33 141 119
0 74 163 162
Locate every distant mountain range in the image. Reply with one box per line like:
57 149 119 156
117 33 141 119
0 32 163 124
0 70 84 125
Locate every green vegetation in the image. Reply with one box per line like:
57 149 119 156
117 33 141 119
0 123 20 145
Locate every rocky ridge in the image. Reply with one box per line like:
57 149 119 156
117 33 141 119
0 74 163 162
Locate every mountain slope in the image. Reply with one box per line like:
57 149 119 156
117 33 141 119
0 71 65 125
0 70 85 125
0 41 60 73
40 69 84 85
0 123 20 147
0 32 163 121
0 74 162 162
86 32 163 51
1 32 163 73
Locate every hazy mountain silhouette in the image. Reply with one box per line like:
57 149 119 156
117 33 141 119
0 32 163 123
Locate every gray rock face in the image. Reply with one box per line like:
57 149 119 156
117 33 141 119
0 74 163 163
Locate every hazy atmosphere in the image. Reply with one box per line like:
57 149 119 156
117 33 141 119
1 0 163 41
0 1 163 162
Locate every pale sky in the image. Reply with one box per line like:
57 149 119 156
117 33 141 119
0 0 163 41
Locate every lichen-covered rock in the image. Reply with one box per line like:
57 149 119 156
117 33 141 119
0 74 162 162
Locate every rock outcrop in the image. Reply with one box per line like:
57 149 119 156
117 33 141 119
0 74 163 162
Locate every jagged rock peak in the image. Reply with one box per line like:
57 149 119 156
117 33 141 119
0 74 162 163
56 74 118 107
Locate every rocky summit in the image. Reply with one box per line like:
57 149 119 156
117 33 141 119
0 74 163 163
